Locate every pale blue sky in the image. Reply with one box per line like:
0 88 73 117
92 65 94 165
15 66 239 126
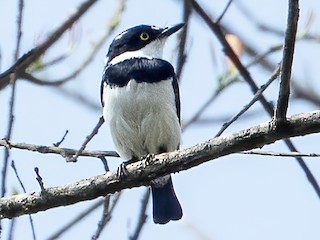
1 0 320 240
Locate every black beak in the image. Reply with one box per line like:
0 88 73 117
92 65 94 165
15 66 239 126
160 23 185 38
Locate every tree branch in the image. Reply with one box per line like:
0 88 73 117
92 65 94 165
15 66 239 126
176 0 191 80
129 188 150 240
1 110 320 219
1 0 25 198
242 150 320 158
0 0 99 90
68 116 105 162
215 65 280 137
189 0 320 198
46 199 103 240
189 0 273 114
0 140 119 159
274 0 299 122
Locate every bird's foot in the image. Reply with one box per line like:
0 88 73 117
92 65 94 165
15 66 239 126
117 163 127 179
144 153 155 164
117 158 137 179
140 153 155 168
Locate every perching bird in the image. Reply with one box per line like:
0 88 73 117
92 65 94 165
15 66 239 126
101 23 184 224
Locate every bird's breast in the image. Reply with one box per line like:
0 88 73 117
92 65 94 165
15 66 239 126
103 79 180 159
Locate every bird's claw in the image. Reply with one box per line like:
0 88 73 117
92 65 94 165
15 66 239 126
117 159 136 179
144 153 155 165
116 162 128 179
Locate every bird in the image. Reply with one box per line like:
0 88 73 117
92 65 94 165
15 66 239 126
100 23 184 224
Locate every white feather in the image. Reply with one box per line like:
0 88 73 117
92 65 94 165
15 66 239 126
109 39 166 65
103 79 180 160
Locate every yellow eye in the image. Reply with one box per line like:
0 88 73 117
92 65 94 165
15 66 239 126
140 32 149 41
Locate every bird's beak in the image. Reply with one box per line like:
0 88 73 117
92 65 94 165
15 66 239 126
160 23 185 38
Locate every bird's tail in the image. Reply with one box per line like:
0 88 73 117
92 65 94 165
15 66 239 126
151 176 182 224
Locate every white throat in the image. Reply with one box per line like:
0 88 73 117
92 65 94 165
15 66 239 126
109 39 166 65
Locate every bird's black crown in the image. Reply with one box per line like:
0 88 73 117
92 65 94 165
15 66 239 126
106 25 163 62
106 23 184 63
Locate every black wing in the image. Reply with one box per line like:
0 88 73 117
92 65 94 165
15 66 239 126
100 68 108 107
172 76 181 124
104 58 175 87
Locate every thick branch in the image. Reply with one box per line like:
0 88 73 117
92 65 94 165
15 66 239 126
1 111 320 219
190 0 320 198
275 0 299 122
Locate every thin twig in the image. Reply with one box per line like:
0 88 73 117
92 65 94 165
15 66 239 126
37 53 69 70
34 167 45 191
235 0 320 198
189 0 320 199
233 19 320 108
189 110 258 125
14 0 24 61
129 188 151 240
46 199 104 240
190 0 274 114
55 87 101 111
243 40 320 197
19 72 70 86
182 90 220 131
282 138 320 197
0 0 99 90
242 149 320 158
68 117 105 162
246 44 283 68
99 156 110 172
11 160 27 193
182 70 239 131
91 193 121 240
28 0 126 87
91 157 111 240
11 160 37 240
176 0 191 80
215 65 281 137
182 44 279 132
0 139 119 159
274 0 299 122
91 196 110 240
2 1 25 234
292 82 320 106
2 74 16 197
53 0 126 83
53 130 69 147
7 219 16 240
1 0 24 198
236 1 320 42
216 0 233 23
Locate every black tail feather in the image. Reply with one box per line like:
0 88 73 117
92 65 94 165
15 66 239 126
151 177 182 224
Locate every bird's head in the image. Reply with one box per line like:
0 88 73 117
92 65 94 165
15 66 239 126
105 23 184 65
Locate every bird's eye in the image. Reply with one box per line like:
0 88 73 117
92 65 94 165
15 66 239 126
140 32 149 41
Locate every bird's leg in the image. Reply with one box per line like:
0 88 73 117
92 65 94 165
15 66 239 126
117 157 139 179
117 163 127 179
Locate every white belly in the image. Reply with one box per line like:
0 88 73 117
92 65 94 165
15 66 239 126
103 79 181 160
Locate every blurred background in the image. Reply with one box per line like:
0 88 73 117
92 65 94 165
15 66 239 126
1 0 320 239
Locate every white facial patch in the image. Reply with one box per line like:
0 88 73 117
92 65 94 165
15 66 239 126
109 39 166 65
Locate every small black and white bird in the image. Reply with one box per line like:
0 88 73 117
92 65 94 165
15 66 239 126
100 23 184 224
